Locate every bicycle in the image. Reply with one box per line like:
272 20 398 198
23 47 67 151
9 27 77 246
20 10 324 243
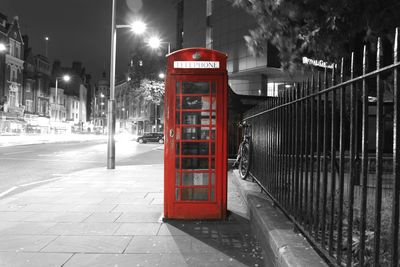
232 121 252 179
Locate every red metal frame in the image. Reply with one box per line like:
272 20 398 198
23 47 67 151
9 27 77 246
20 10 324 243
164 48 228 220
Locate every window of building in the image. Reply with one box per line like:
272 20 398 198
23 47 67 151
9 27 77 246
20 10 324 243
10 67 17 82
9 90 16 107
25 83 31 93
26 100 33 112
9 39 15 56
15 43 20 58
37 79 42 96
267 83 281 97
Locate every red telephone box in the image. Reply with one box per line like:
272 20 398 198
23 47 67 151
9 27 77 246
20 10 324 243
164 48 228 220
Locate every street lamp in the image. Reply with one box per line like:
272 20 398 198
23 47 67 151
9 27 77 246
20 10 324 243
108 0 147 169
54 75 70 120
44 36 49 57
0 43 6 52
148 36 171 54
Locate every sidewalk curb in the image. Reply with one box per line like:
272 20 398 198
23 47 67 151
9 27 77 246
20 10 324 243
229 170 328 267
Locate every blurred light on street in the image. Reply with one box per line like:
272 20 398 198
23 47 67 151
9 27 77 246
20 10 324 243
158 73 165 79
0 43 6 52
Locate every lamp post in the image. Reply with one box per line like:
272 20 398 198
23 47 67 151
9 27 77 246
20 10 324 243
54 75 70 122
108 0 146 169
44 36 49 57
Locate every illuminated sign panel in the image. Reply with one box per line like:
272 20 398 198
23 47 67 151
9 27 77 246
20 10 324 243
302 57 336 69
174 61 220 69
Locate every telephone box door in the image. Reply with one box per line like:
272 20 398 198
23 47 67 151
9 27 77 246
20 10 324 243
164 48 227 220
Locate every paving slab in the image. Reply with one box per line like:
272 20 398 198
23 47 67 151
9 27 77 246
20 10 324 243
114 222 161 235
0 222 56 235
41 235 132 253
0 235 57 252
83 212 122 223
115 211 162 222
0 252 72 267
43 222 121 235
125 235 193 254
23 212 91 223
63 253 162 267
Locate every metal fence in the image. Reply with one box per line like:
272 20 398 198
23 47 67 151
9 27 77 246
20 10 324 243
243 28 400 266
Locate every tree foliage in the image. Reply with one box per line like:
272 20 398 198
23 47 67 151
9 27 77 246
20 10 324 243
127 47 165 105
140 79 165 105
229 0 400 71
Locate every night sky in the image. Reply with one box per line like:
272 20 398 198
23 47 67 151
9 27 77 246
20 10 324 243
1 0 176 82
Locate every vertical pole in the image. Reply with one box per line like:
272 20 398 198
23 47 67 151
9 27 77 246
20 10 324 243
55 78 58 123
346 52 356 267
309 75 315 234
107 0 117 169
314 71 321 238
155 104 158 132
321 68 328 249
329 65 336 255
374 37 383 267
392 27 400 267
336 58 345 263
359 45 368 267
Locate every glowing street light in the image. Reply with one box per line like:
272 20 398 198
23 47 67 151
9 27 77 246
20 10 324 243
130 21 147 35
0 43 6 52
158 73 165 79
148 36 161 49
148 35 170 54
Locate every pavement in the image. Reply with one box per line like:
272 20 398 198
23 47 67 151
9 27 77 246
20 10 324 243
0 164 267 267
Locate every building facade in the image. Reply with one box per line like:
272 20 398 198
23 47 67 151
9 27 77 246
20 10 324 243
91 71 109 133
113 79 164 135
0 14 25 133
175 0 303 96
51 60 90 133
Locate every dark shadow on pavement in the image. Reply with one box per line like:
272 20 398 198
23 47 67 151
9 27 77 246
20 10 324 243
161 212 267 266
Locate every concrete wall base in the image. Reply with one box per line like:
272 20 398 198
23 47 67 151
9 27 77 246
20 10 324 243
229 169 328 267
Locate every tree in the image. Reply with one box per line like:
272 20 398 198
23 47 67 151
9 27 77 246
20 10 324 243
229 0 400 71
140 79 165 105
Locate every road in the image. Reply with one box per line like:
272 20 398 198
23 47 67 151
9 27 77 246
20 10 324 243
0 140 164 197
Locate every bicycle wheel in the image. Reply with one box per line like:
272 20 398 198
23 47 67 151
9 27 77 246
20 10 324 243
238 141 251 179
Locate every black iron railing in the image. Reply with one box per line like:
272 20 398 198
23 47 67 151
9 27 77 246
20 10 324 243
243 28 400 266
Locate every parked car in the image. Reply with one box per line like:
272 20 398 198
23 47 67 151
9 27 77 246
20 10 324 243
136 132 164 144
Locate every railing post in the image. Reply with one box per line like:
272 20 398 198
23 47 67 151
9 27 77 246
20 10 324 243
346 52 356 267
392 27 400 267
359 45 369 267
373 37 383 266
